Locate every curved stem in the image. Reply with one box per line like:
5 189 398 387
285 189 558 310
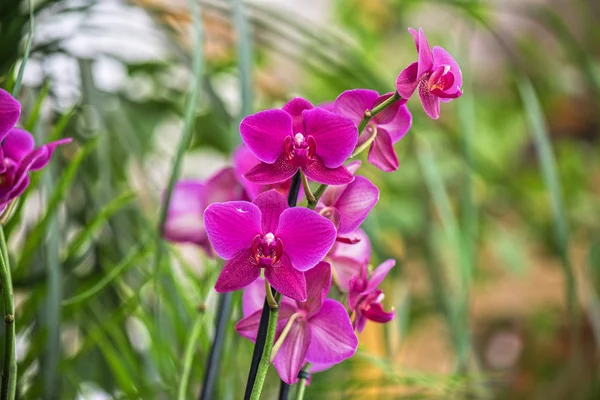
278 381 290 400
0 227 16 400
249 293 281 400
244 172 302 399
294 364 311 400
199 292 232 400
179 313 205 400
307 92 401 210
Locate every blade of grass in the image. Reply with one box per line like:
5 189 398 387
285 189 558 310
153 0 204 307
11 0 34 98
517 76 578 340
178 313 205 400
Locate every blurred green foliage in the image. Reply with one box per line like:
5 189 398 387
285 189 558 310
1 0 600 398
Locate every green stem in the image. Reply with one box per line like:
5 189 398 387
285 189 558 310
178 314 205 400
0 227 16 400
294 364 311 400
249 293 281 400
307 92 401 210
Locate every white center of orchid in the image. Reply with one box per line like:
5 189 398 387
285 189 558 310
294 133 305 146
264 232 275 245
442 65 451 75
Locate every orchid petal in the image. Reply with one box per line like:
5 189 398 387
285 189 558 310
204 167 246 205
164 180 207 245
329 256 363 292
364 259 395 293
242 278 266 317
27 138 71 171
302 159 354 185
252 189 288 233
367 129 399 172
233 145 263 200
276 208 336 272
237 302 298 341
3 128 34 162
371 93 401 125
302 108 357 168
282 97 314 134
329 228 371 263
418 84 441 120
432 46 463 94
333 89 379 126
306 299 358 364
380 102 412 143
395 62 419 99
334 176 379 234
240 109 291 163
203 201 262 259
416 27 434 77
364 302 395 323
266 254 307 302
0 89 20 141
301 261 332 316
214 250 261 292
244 157 298 185
273 319 311 384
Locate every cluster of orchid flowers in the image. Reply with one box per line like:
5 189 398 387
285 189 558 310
0 89 71 215
164 28 462 390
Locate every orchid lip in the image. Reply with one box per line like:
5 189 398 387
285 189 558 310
251 233 284 267
284 135 317 167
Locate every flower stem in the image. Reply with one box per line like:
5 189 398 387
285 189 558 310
199 292 232 400
243 172 302 399
294 364 311 400
307 92 401 210
249 293 281 400
270 313 301 362
179 312 205 400
265 281 279 309
278 381 291 400
300 172 315 203
0 227 16 400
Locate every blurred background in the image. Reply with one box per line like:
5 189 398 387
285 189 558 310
1 0 600 398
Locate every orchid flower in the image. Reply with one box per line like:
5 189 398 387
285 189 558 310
236 262 358 384
315 161 379 234
164 167 247 254
203 190 336 301
233 144 301 201
334 89 412 171
348 259 396 332
395 28 462 119
326 228 372 292
0 89 71 211
241 98 357 185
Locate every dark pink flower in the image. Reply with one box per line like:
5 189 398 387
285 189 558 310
233 145 299 201
203 190 336 301
315 161 379 234
348 259 395 332
0 90 71 210
164 167 247 254
326 228 371 292
395 27 462 119
241 98 357 185
334 89 412 172
236 262 358 384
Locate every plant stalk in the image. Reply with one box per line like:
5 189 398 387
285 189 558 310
0 227 16 400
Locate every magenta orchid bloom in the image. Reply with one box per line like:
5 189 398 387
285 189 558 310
326 228 371 292
164 167 247 254
395 27 462 119
348 259 396 332
204 189 336 301
334 89 412 172
315 161 379 234
241 98 357 186
236 262 358 384
233 144 300 201
0 89 71 211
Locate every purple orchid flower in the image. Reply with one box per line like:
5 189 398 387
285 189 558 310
326 228 371 292
348 259 396 333
334 89 412 172
233 144 300 201
395 27 462 120
241 98 357 186
236 262 358 384
164 167 248 254
203 189 336 301
0 90 71 211
315 161 379 234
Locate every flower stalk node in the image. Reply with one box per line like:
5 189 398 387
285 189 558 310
4 315 13 324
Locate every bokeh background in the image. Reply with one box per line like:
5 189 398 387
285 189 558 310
1 0 599 398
